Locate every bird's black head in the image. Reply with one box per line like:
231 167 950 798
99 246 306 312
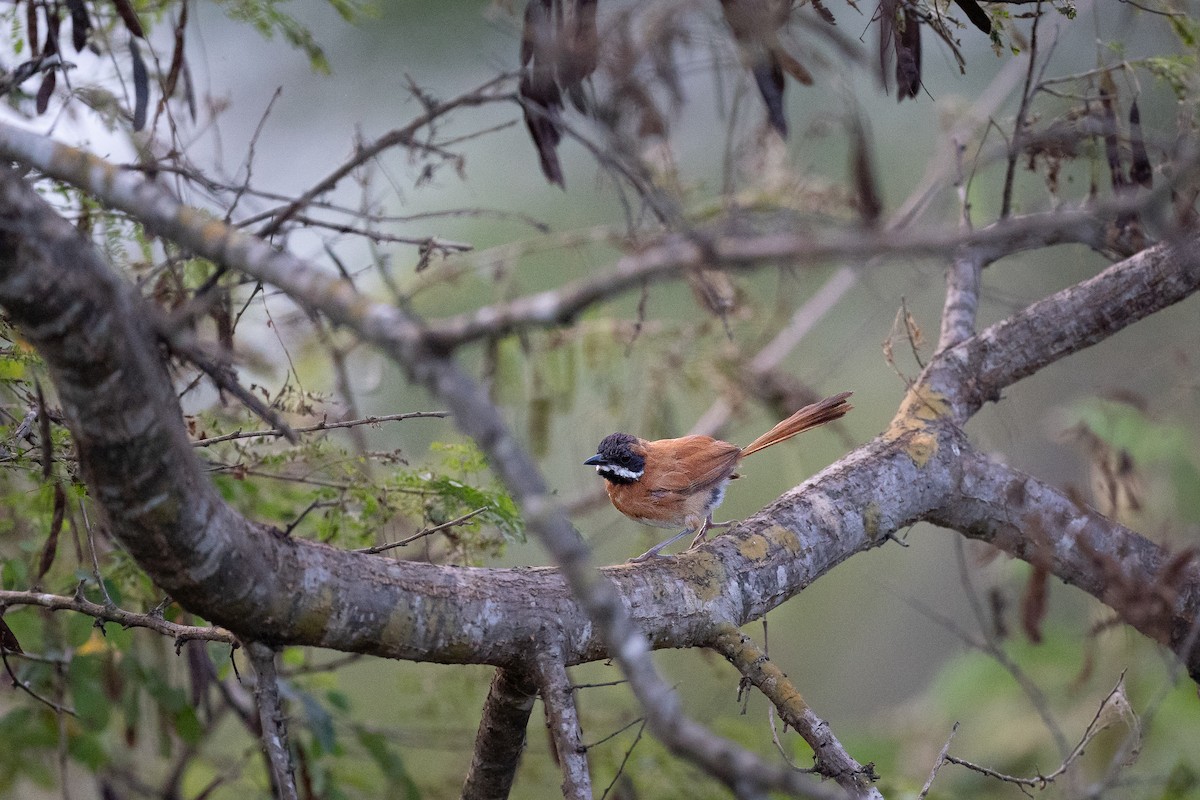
584 433 645 484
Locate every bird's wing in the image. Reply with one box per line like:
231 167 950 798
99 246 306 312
646 436 741 497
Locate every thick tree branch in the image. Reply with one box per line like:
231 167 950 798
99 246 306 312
926 232 1200 422
462 667 539 800
927 450 1200 680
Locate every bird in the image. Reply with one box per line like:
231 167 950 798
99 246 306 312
585 392 852 561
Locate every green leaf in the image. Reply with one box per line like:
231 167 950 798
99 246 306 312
66 612 97 648
355 728 420 800
173 704 204 744
68 655 111 731
298 689 338 755
68 732 107 770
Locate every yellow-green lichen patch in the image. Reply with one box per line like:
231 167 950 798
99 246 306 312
862 502 882 540
678 550 727 601
757 657 810 714
737 532 771 561
292 582 335 642
904 432 938 467
884 384 949 467
380 603 417 648
744 525 801 556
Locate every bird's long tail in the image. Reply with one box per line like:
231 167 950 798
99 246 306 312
739 392 852 458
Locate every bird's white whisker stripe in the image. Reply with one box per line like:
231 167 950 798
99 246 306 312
597 464 643 481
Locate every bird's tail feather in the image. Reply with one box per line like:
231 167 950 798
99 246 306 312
739 392 852 458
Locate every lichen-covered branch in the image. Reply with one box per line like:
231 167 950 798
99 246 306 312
711 625 881 798
927 232 1200 422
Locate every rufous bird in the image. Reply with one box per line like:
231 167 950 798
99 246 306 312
585 392 852 561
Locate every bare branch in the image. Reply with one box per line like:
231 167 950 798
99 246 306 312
917 723 958 800
532 654 591 800
711 624 882 798
1 646 76 716
355 506 489 554
0 589 238 647
936 251 983 352
419 212 1110 350
251 75 515 237
928 232 1200 422
246 642 299 800
928 450 1200 679
945 673 1140 789
462 667 539 800
190 410 450 447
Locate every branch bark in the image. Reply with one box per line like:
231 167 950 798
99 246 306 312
928 450 1200 681
247 642 299 800
711 625 881 798
926 232 1200 422
462 667 539 800
533 654 591 800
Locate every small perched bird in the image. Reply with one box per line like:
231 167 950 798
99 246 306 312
585 392 851 561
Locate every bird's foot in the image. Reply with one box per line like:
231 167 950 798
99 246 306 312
686 518 737 550
629 528 693 562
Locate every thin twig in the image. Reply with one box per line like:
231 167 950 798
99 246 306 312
80 500 114 608
191 411 449 447
1000 0 1043 219
582 716 644 750
917 722 959 799
599 719 646 800
246 642 299 800
255 75 514 236
0 646 77 716
354 507 490 554
0 589 238 646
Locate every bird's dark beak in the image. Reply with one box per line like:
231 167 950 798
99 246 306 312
583 454 604 466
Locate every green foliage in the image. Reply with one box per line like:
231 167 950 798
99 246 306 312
1066 398 1200 524
211 0 372 74
1143 55 1199 100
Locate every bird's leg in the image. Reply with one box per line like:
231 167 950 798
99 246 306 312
629 528 694 562
687 514 735 550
